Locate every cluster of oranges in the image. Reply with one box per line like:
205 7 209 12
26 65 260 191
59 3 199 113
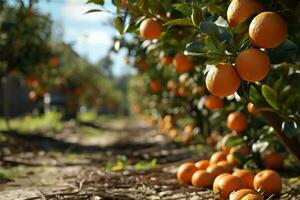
177 154 283 199
206 0 287 97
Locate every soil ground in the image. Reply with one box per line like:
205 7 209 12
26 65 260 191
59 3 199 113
0 117 299 200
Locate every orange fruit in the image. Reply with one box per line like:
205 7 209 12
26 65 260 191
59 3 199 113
241 193 264 200
161 55 173 66
213 173 231 192
140 18 161 40
192 85 205 96
247 102 258 115
182 125 193 144
217 161 234 173
214 174 244 199
178 86 188 97
253 170 282 196
173 53 193 74
191 170 214 187
236 48 270 82
28 91 38 101
134 59 149 70
227 112 247 132
206 163 226 178
195 160 210 170
230 144 250 156
49 57 59 68
233 169 255 189
149 80 161 93
120 0 128 9
179 73 189 85
210 151 227 164
221 133 239 154
263 151 284 170
167 80 177 91
229 189 262 200
204 95 224 111
169 129 179 140
207 137 217 147
164 115 173 123
176 162 198 184
227 153 242 167
206 63 241 97
249 12 288 48
227 0 264 27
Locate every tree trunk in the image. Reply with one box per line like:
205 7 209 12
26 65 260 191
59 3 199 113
261 111 300 166
1 76 10 130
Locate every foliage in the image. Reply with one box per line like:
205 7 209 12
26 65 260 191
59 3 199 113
87 0 300 166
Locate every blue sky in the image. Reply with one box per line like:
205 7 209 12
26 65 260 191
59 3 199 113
36 0 134 76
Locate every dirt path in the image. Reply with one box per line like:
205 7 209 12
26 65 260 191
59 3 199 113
0 118 299 200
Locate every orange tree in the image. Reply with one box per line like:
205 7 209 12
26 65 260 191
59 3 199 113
88 0 300 166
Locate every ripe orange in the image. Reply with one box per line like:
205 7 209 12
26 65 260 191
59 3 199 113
230 144 250 156
191 170 214 187
241 193 263 200
221 133 239 154
247 102 258 115
227 112 247 132
214 174 244 199
249 12 288 48
206 63 241 97
134 59 149 70
120 0 128 9
236 48 270 82
164 115 173 123
263 151 284 170
227 0 264 27
192 85 205 96
213 173 231 192
167 80 177 91
253 170 282 196
204 95 224 111
206 163 226 178
210 151 227 164
195 160 210 170
28 91 38 101
49 57 59 68
149 80 161 93
140 18 161 40
169 129 178 140
178 86 188 97
229 189 262 200
217 161 234 173
182 125 193 144
161 55 173 66
179 73 189 85
173 53 193 74
176 162 198 184
233 169 255 189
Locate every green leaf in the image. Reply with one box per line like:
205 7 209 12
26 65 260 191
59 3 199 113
249 85 265 106
224 136 244 148
185 40 206 56
200 21 218 38
191 2 203 27
173 3 192 16
261 84 279 110
233 152 246 163
164 18 194 26
268 40 298 64
114 16 124 34
86 0 104 5
282 121 299 138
